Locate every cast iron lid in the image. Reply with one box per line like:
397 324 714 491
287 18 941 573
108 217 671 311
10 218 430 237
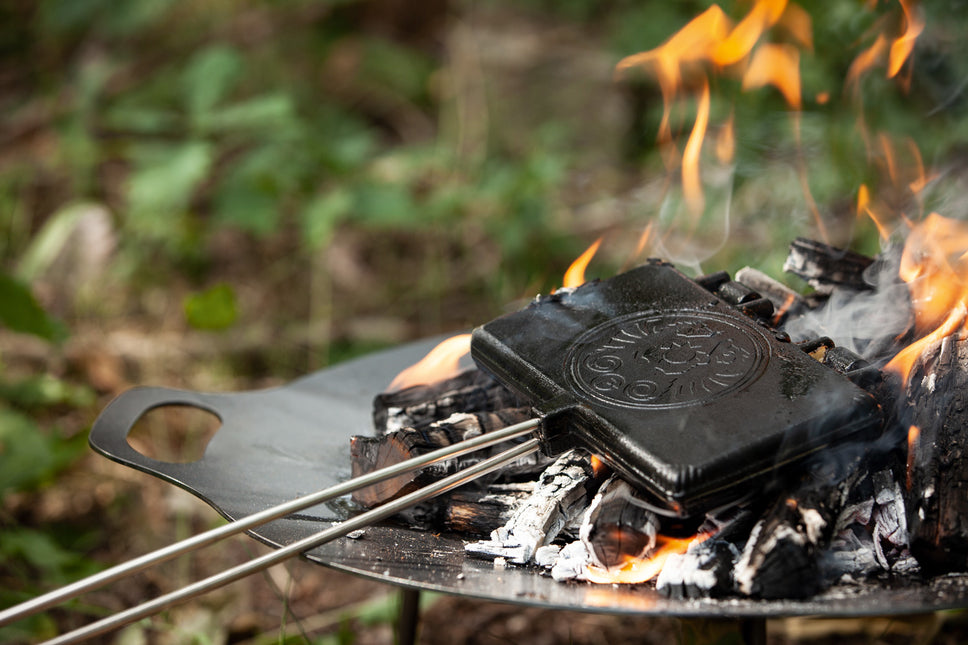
471 260 883 517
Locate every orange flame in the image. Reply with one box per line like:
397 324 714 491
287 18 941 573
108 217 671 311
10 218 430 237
772 292 797 326
847 1 924 90
742 42 802 109
683 79 712 214
615 1 809 217
388 334 471 391
906 424 920 490
584 535 699 584
634 222 656 260
885 302 965 383
562 238 603 289
898 213 968 334
716 113 736 164
882 213 968 385
846 34 889 91
712 0 787 66
888 0 923 78
589 455 608 477
857 183 891 242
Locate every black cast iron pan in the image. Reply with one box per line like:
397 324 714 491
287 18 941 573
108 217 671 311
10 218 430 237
89 337 968 617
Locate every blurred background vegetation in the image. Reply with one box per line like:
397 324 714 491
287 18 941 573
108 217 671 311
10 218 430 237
3 0 968 642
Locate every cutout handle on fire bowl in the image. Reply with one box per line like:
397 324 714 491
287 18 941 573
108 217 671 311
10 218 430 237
89 386 230 495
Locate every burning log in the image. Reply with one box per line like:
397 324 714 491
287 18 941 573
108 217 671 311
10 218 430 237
655 506 755 599
904 334 968 575
373 368 527 433
442 484 534 536
578 474 659 569
733 457 867 599
351 407 535 508
655 540 739 599
465 449 598 564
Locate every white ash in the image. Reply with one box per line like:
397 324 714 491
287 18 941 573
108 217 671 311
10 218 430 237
733 520 808 596
533 544 561 569
825 470 919 580
871 476 916 572
801 508 827 545
655 540 739 599
465 449 595 564
550 540 590 582
834 500 874 533
382 407 408 434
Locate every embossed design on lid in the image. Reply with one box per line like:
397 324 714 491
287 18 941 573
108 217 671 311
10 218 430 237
565 310 769 410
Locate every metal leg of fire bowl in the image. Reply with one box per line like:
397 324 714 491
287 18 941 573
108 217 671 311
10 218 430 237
740 617 767 645
396 588 421 645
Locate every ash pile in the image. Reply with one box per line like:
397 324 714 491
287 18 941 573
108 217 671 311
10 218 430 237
349 238 968 600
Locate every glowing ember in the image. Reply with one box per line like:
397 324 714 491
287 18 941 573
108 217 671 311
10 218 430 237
388 334 471 391
562 238 603 289
589 454 606 477
584 536 698 584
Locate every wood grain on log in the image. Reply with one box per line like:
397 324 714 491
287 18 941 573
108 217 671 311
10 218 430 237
905 335 968 575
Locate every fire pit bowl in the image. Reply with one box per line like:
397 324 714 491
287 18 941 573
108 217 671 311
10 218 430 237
89 337 968 618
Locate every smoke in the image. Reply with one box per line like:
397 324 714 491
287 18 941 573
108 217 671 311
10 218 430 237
781 246 912 362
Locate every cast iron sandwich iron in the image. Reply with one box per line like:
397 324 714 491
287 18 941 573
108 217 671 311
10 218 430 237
471 260 883 518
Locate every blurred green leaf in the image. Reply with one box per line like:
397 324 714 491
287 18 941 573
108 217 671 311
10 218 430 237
40 0 176 36
0 408 84 493
182 45 243 119
201 94 296 134
301 189 353 249
360 37 435 102
0 273 66 342
0 375 96 410
126 142 213 238
184 284 238 331
353 182 416 227
212 145 299 236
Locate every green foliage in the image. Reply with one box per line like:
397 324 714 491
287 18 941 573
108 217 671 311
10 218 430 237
0 374 96 410
0 407 87 494
0 273 66 343
184 283 239 331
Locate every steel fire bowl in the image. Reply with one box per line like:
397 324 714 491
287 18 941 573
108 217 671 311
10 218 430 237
89 338 968 617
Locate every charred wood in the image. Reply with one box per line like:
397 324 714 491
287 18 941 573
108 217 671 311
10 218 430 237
904 335 968 575
656 506 755 599
783 238 874 294
373 368 528 433
465 449 598 564
826 467 917 582
735 266 815 321
733 456 866 599
656 540 739 599
442 485 533 536
351 407 535 508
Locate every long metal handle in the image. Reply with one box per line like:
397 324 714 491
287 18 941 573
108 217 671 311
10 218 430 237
42 438 541 645
0 418 540 628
